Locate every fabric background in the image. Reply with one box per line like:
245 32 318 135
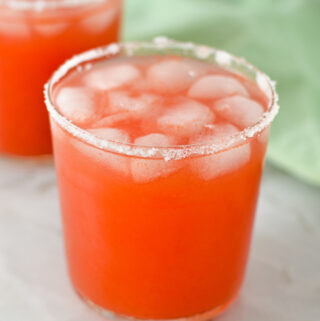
123 0 320 186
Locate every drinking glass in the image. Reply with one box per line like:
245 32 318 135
45 38 279 321
0 0 122 156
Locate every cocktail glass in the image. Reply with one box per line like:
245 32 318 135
0 0 122 156
45 38 279 321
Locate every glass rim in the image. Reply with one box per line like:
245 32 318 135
44 37 279 161
0 0 108 11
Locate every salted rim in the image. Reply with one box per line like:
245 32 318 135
0 0 107 11
44 37 279 161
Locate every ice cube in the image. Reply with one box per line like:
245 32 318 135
92 112 135 128
82 127 131 176
131 133 179 183
55 87 96 126
213 95 264 129
183 58 209 78
0 20 30 38
81 6 118 34
157 100 215 138
147 59 205 94
197 123 240 143
33 22 68 37
84 64 141 91
190 124 251 180
108 91 159 115
88 127 130 143
188 75 249 99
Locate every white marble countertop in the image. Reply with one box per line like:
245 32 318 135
0 156 319 321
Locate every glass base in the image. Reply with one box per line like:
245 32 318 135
80 294 232 321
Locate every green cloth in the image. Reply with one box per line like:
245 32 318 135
124 0 320 186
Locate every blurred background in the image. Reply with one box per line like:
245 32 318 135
124 0 320 186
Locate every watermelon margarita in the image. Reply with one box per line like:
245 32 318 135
0 0 122 156
45 39 279 320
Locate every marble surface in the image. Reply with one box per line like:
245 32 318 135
0 156 319 321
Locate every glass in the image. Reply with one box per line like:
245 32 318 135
45 38 279 320
0 0 122 156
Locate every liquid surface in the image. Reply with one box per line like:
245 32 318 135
54 55 268 146
53 55 268 182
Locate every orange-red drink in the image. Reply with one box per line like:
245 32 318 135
45 39 278 320
0 0 122 156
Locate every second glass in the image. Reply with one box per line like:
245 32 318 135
0 0 122 156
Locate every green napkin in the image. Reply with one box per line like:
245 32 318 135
124 0 320 186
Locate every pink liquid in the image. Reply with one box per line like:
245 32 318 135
0 0 122 156
50 54 271 319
